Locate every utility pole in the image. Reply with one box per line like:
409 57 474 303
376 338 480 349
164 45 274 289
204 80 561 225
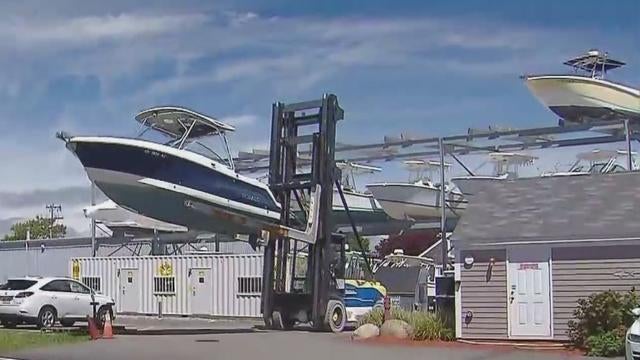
45 204 63 239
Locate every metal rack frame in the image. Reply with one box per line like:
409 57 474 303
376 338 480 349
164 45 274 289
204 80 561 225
241 117 637 273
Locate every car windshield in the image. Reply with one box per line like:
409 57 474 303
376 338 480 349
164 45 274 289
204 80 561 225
0 279 37 290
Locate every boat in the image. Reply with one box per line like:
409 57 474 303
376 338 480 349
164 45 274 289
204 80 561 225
452 150 635 195
542 149 636 176
292 162 413 236
366 160 467 222
83 200 188 237
451 152 537 196
59 106 281 236
524 49 640 124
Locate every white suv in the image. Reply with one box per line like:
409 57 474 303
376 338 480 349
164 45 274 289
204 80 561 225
627 308 640 360
0 277 115 329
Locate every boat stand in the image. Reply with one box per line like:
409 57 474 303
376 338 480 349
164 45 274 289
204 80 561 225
261 94 348 332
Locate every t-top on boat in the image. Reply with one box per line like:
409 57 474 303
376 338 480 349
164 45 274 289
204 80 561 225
58 106 281 236
451 152 538 197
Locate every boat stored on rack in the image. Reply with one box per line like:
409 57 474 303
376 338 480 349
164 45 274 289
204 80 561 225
59 106 281 236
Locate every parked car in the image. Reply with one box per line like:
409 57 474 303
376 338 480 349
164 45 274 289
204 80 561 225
627 307 640 360
0 277 114 329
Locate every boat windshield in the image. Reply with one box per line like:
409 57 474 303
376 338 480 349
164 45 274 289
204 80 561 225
136 111 234 170
134 106 236 170
569 160 628 174
183 136 234 169
135 127 235 169
588 163 608 174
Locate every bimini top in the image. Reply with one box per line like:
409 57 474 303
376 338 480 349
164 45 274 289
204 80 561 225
337 161 381 175
575 149 636 162
135 106 235 139
563 49 626 73
488 152 537 166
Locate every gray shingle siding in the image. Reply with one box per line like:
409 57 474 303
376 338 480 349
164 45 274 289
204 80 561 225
460 249 508 339
551 245 640 340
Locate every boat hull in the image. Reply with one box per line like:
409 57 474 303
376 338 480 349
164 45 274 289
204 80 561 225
525 75 640 123
69 138 281 235
292 189 413 236
366 183 466 221
451 176 507 197
84 200 188 234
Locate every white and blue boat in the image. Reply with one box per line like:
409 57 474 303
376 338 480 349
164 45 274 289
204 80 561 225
59 106 281 236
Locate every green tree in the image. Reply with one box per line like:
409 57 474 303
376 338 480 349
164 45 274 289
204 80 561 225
3 216 66 241
347 235 370 253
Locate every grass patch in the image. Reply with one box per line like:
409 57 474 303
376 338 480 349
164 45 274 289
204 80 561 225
0 329 87 353
358 308 455 341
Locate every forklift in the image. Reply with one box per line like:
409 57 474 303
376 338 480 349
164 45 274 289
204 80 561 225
261 94 362 332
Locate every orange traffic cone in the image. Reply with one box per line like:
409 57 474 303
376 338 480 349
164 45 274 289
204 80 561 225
87 315 100 340
102 311 114 339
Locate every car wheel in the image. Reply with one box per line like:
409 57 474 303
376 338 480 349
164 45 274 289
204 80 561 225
60 319 75 327
1 320 17 329
96 306 111 330
37 306 57 329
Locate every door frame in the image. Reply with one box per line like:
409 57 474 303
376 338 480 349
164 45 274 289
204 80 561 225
118 268 140 314
505 245 554 340
189 267 213 315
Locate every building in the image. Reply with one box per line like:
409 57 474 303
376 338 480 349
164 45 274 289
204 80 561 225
71 254 263 318
453 171 640 340
0 235 258 283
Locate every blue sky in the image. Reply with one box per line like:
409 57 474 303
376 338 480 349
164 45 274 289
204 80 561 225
0 0 638 235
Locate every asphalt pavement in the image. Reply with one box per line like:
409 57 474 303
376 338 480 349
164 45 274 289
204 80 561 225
3 324 619 360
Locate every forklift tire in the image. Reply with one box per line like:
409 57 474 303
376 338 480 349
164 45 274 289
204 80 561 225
325 300 346 333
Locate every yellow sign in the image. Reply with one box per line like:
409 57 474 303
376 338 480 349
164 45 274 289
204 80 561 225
72 260 80 280
159 262 173 276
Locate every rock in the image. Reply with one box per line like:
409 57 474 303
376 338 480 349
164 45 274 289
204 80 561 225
352 323 380 339
380 319 413 339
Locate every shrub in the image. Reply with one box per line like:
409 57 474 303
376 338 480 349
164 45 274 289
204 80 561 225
358 308 454 341
410 311 455 341
567 288 638 356
585 331 626 357
358 307 385 328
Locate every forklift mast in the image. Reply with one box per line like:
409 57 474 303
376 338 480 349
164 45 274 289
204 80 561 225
262 94 347 331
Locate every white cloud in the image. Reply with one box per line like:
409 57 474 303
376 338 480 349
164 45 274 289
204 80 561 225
0 4 636 235
220 114 258 127
4 13 208 46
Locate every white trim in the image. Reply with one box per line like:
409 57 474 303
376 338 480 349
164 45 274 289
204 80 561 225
467 236 640 247
549 253 555 339
505 249 511 338
454 252 462 339
139 178 280 221
70 136 281 207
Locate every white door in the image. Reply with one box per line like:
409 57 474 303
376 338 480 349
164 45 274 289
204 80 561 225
508 246 552 338
190 269 212 315
119 269 139 313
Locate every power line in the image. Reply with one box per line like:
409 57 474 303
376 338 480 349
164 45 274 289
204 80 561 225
45 204 63 239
